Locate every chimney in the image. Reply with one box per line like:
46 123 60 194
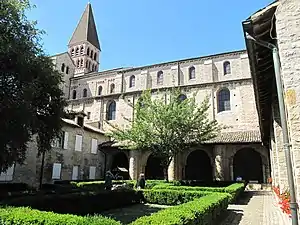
74 111 87 127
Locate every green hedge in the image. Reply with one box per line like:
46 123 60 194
130 193 230 225
0 207 120 225
1 189 139 215
141 189 212 205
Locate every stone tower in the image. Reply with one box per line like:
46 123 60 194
68 3 101 76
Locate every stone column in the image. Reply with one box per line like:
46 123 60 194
262 164 266 183
214 146 224 181
230 164 234 181
168 156 176 181
129 150 139 180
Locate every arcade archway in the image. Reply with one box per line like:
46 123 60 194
145 154 164 180
111 152 129 179
185 150 213 181
233 148 263 182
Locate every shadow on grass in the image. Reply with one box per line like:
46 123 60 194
101 203 169 224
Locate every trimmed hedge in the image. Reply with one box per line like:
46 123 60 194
1 189 140 215
0 207 120 225
141 189 212 205
130 192 231 225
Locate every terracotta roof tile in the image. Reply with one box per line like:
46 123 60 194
203 130 261 144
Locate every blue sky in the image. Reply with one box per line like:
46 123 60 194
27 0 273 71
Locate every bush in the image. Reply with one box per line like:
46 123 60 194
130 193 230 225
141 189 212 205
0 207 120 225
179 180 238 187
1 189 140 215
0 183 30 192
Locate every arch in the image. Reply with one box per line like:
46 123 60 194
75 47 79 56
111 152 129 179
61 63 65 72
91 50 94 58
80 46 84 55
185 150 213 181
110 83 115 94
72 90 77 100
178 94 187 102
129 75 135 88
217 88 230 112
145 154 164 180
157 71 163 85
94 52 97 61
66 66 69 74
107 101 116 120
223 61 231 75
83 88 87 98
98 86 102 95
189 66 196 79
87 47 90 56
233 148 263 182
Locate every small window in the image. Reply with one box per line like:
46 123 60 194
189 66 195 79
83 88 87 98
52 163 61 179
66 66 69 74
80 46 84 55
75 47 79 56
88 61 91 70
91 50 94 58
107 101 116 120
223 61 231 75
92 64 95 72
157 71 163 85
217 88 231 112
98 86 102 95
94 53 97 61
129 75 135 88
80 59 84 67
87 47 90 56
87 112 91 120
178 94 187 102
77 60 80 68
72 90 77 99
71 48 75 57
94 65 98 72
61 63 65 72
110 83 115 94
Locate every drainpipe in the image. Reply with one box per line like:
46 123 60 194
246 32 298 225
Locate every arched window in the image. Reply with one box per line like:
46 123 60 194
80 46 84 55
217 88 231 112
189 66 195 79
98 86 102 95
66 66 69 74
71 48 75 57
83 88 87 98
72 90 77 99
178 94 187 102
91 50 94 58
94 53 97 61
61 63 65 72
87 47 90 56
76 60 80 68
88 61 91 70
107 101 116 120
110 83 115 94
95 65 98 72
157 71 163 85
75 47 79 56
86 60 89 68
223 61 231 75
80 59 84 67
129 75 135 88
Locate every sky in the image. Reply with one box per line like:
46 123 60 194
26 0 273 71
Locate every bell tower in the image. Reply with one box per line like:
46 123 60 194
68 3 101 76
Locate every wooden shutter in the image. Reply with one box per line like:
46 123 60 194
75 135 82 151
52 163 62 179
91 139 98 154
89 166 96 179
72 166 79 180
63 132 69 150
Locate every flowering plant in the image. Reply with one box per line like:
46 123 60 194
273 186 291 217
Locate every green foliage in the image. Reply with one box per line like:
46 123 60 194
141 189 212 205
0 0 66 171
130 193 230 225
108 89 221 179
0 207 120 225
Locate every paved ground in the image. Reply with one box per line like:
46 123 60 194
218 191 291 225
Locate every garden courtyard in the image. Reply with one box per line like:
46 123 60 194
0 180 292 225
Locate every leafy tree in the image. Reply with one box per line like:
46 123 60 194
0 0 66 172
107 89 221 180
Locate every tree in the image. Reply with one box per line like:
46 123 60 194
107 89 221 180
0 0 66 172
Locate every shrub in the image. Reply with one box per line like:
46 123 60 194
1 189 140 215
179 180 237 187
130 193 231 225
0 207 120 225
141 189 212 205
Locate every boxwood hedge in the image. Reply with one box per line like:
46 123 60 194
0 207 120 225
